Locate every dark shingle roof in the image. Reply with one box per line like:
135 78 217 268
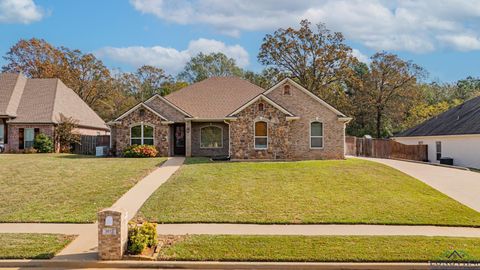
396 96 480 137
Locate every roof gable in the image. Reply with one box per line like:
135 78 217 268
263 78 347 117
0 73 26 117
396 96 480 137
228 94 295 117
114 102 168 122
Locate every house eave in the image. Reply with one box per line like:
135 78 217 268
185 117 238 122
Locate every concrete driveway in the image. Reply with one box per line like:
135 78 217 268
353 157 480 212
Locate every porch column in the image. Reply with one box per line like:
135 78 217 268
185 120 192 157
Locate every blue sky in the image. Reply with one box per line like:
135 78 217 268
1 0 480 82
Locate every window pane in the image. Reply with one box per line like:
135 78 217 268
143 125 154 137
255 137 267 149
255 122 267 136
131 125 141 137
201 126 222 148
311 122 323 136
311 137 323 148
143 139 154 145
131 139 142 145
0 124 4 143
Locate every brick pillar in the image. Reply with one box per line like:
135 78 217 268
185 120 192 157
97 208 128 260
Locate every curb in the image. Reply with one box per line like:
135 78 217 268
0 259 432 269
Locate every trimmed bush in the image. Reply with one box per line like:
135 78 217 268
123 145 158 158
127 221 158 255
33 133 54 153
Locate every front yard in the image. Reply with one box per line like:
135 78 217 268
0 233 74 259
0 154 166 223
158 235 480 262
138 158 480 226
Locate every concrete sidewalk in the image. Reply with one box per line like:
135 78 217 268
156 223 480 237
353 156 480 212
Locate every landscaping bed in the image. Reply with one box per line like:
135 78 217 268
138 158 480 226
0 233 74 259
0 154 166 223
157 235 480 262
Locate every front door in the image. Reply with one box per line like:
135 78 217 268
173 124 186 156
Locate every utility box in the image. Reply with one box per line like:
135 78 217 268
97 208 128 260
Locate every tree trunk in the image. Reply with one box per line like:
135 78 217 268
376 108 382 138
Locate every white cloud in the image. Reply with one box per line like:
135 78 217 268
97 38 250 74
0 0 44 24
351 49 370 64
130 0 480 52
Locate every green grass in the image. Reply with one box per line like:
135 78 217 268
158 235 480 262
138 159 480 226
0 154 166 223
0 233 74 259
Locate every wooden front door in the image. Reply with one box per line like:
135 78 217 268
173 124 186 156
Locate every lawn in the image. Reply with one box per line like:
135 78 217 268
0 233 74 259
138 158 480 226
158 235 480 262
0 154 165 223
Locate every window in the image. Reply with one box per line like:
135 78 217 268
258 103 264 111
130 124 154 145
0 124 4 144
310 122 323 148
200 126 223 148
24 128 35 149
436 141 442 160
254 121 268 149
283 85 291 95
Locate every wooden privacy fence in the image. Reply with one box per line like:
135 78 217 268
72 135 110 155
346 136 428 162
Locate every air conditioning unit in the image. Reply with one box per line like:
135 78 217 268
96 146 108 157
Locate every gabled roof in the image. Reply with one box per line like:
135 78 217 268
164 77 265 118
228 94 295 117
396 95 480 137
144 94 192 117
264 78 348 118
114 102 168 121
1 73 108 130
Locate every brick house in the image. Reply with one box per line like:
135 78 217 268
109 77 351 160
0 73 109 152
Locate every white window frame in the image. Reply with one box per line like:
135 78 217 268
0 124 4 144
254 120 268 150
130 123 155 145
200 125 223 149
310 121 324 149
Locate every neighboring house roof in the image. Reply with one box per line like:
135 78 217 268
396 95 480 137
164 77 265 119
1 73 108 131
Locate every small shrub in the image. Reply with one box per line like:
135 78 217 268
127 221 158 255
33 133 54 153
123 145 158 158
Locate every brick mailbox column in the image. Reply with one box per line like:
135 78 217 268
97 208 128 260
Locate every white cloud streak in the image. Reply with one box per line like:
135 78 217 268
97 38 250 74
0 0 44 24
130 0 480 52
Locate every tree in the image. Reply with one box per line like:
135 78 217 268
258 20 357 97
360 52 425 138
178 52 243 83
55 114 81 153
119 65 175 101
242 67 288 89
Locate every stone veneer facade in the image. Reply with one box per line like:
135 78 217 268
265 82 346 159
191 122 229 157
229 99 293 160
110 105 169 156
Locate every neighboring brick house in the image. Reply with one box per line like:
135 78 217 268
109 77 351 160
0 73 109 152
